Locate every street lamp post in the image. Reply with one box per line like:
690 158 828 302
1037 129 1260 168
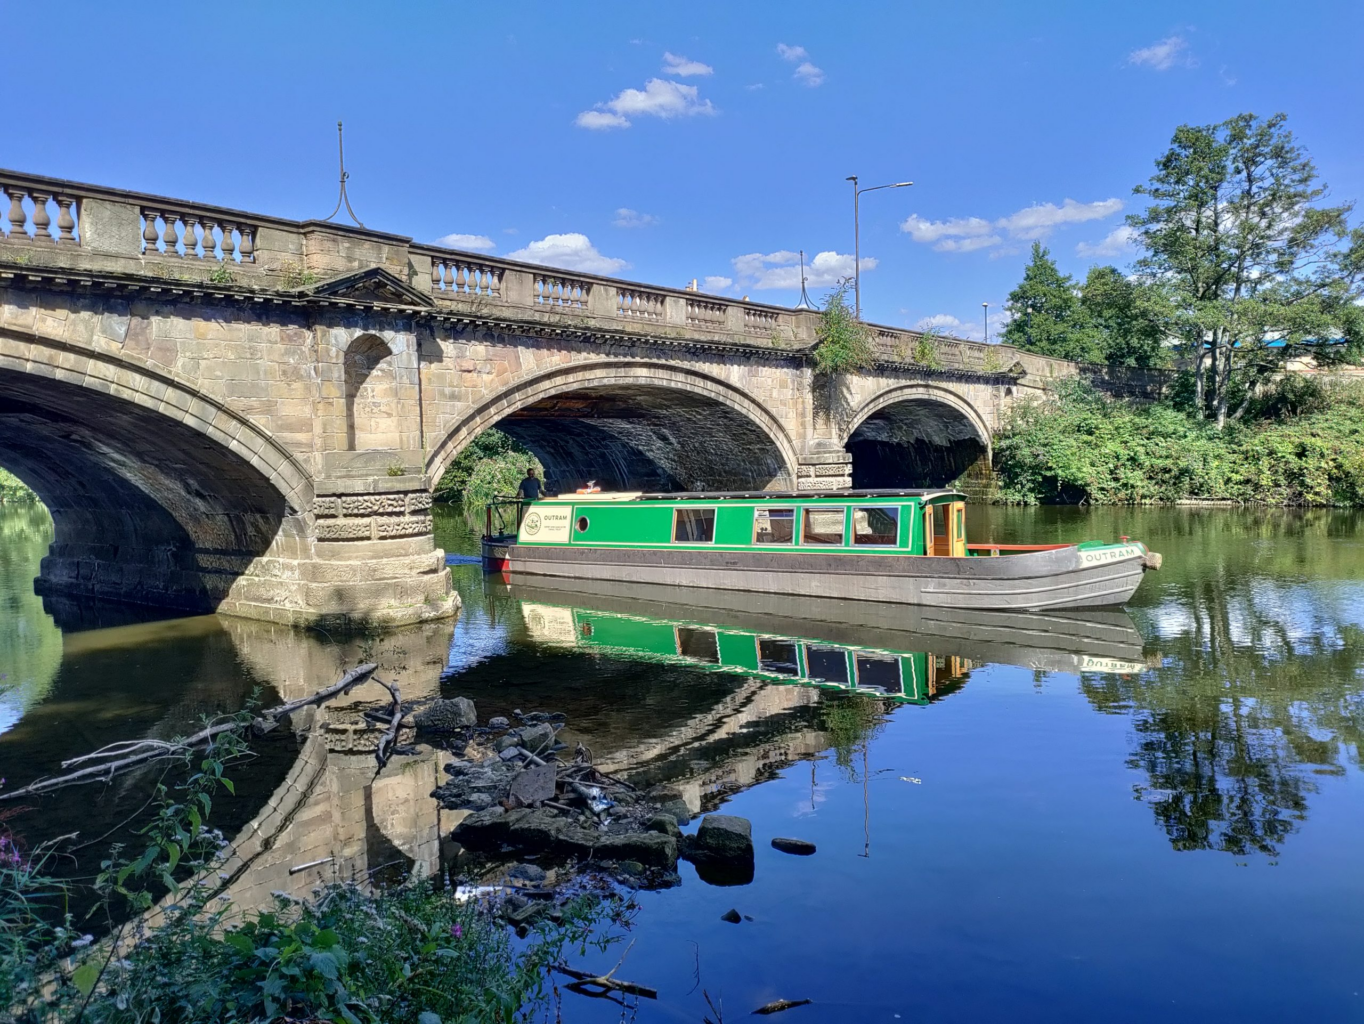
983 302 990 344
846 175 913 320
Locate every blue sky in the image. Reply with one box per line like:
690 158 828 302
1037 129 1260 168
10 0 1362 338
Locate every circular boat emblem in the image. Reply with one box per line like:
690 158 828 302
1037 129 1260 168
524 512 541 535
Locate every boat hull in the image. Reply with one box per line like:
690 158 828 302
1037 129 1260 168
484 541 1152 611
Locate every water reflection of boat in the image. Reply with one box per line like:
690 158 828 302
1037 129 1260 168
504 577 1150 691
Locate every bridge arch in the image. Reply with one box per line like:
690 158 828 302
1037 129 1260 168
428 360 800 493
0 329 311 613
843 383 991 489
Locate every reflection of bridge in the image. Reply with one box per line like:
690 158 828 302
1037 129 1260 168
0 171 1079 624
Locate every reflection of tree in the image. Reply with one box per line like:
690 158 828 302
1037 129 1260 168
820 695 889 780
0 503 61 726
1078 509 1364 857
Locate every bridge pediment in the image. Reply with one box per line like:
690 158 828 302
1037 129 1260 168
301 267 433 309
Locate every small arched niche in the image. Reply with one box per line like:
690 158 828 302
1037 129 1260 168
344 335 401 451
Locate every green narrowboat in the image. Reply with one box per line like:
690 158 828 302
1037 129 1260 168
482 489 1162 612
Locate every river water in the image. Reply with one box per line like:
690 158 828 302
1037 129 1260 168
1 501 1362 1021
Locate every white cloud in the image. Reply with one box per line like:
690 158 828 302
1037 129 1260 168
997 198 1124 240
576 78 716 130
1076 225 1137 258
777 42 824 86
915 314 965 332
1127 35 1194 71
662 52 712 76
575 110 630 130
433 232 495 252
935 235 1005 253
506 233 629 275
702 275 733 292
901 214 996 245
732 249 872 290
613 208 659 228
901 198 1124 253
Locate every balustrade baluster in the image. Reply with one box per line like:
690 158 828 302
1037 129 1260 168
162 212 180 255
239 225 254 261
4 187 25 240
56 197 76 243
183 218 200 257
143 209 160 253
220 221 236 262
29 193 51 243
431 262 442 289
442 263 455 291
490 268 501 297
454 263 466 293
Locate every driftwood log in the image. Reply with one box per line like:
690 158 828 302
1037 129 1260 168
0 664 380 802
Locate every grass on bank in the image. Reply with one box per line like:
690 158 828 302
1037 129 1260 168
993 376 1364 506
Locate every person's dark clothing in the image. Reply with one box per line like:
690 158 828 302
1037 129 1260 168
516 476 542 501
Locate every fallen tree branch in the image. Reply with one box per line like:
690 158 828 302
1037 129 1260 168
552 940 656 1000
0 664 379 802
370 677 403 772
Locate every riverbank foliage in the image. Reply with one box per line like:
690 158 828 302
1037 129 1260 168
1 718 622 1023
994 377 1364 506
0 468 37 504
434 429 543 521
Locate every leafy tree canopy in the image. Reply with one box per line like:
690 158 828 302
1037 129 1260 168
1130 111 1364 426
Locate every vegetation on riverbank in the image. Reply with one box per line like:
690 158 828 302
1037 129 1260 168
0 713 623 1023
994 377 1364 506
434 430 543 522
0 468 37 504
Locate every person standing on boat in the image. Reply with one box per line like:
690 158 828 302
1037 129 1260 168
516 467 542 503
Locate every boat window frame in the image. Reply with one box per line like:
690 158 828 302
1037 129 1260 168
851 505 900 547
800 504 849 546
752 506 797 545
854 652 903 695
575 515 590 534
671 505 718 545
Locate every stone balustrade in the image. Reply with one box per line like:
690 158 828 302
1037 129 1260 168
0 178 80 245
429 254 501 297
617 286 665 321
140 206 257 262
0 166 1078 382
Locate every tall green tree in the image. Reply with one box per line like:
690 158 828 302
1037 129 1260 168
1079 266 1171 367
1002 243 1103 362
1130 112 1364 427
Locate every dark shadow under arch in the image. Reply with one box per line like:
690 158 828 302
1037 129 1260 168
846 395 989 489
0 369 291 614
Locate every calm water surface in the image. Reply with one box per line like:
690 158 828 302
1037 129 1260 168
1 500 1361 1021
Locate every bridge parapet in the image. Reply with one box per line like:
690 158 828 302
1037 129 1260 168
0 168 1076 383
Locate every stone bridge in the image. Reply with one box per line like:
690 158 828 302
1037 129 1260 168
0 170 1078 625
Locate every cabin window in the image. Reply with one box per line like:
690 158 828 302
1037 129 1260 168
853 506 899 546
753 507 795 544
805 645 850 685
757 637 800 676
575 515 590 533
802 507 847 545
673 507 716 543
676 627 720 664
855 654 903 695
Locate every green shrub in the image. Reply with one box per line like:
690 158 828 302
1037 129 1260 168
994 378 1364 506
0 468 37 504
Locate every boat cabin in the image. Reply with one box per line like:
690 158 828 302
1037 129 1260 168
497 489 971 556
